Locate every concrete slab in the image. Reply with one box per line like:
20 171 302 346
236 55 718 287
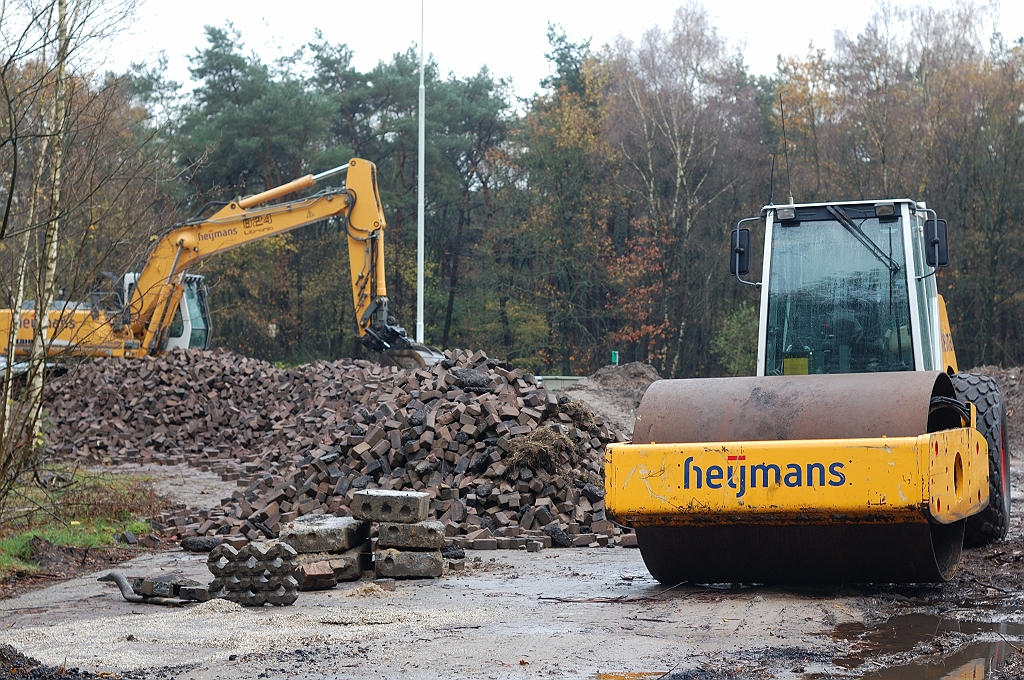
374 548 443 579
351 489 430 523
279 516 368 553
377 520 445 550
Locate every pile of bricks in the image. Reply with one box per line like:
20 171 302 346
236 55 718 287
46 348 631 549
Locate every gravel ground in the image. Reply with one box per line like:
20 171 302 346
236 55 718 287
0 546 866 679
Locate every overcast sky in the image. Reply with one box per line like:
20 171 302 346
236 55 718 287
107 0 1021 98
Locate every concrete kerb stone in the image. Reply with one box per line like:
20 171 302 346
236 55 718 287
352 489 430 523
377 520 445 550
279 515 369 553
374 548 443 579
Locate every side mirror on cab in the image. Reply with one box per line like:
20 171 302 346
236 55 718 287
924 218 949 267
731 228 751 276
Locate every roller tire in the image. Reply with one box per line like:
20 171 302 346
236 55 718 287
952 373 1010 547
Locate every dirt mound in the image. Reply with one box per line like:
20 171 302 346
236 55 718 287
0 643 136 679
558 362 661 436
583 362 662 393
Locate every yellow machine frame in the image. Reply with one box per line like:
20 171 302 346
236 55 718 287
605 423 988 528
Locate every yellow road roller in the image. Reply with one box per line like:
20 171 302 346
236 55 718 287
605 200 1010 583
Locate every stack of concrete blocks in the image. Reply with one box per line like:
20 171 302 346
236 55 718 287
278 515 371 590
353 489 444 579
207 541 298 606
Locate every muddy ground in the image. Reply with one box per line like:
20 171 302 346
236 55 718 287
556 362 662 438
3 365 1024 678
2 505 1023 679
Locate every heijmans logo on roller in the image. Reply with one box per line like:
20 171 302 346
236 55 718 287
683 455 846 498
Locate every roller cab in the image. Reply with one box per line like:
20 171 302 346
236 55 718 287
607 200 1002 583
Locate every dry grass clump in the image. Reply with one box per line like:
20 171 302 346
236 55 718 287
58 471 164 523
505 427 580 476
557 397 596 430
1 467 163 529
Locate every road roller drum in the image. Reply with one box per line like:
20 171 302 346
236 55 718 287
604 371 989 583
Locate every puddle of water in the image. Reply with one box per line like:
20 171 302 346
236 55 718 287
856 644 995 679
831 613 1024 679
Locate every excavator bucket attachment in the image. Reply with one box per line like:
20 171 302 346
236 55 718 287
379 343 445 370
605 371 989 584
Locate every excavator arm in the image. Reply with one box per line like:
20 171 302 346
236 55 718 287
128 158 440 366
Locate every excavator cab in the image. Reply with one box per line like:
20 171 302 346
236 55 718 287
122 273 211 352
164 276 212 351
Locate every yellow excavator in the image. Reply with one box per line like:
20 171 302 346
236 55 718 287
0 158 442 369
605 199 1010 583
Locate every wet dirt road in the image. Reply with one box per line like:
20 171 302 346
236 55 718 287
1 545 869 679
3 512 1023 680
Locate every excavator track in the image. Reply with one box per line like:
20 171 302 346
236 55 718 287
608 371 986 584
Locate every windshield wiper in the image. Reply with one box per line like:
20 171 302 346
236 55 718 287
826 205 900 273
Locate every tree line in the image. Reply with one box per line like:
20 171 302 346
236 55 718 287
5 0 1024 382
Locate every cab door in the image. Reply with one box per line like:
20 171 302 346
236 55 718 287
906 207 941 371
163 277 210 351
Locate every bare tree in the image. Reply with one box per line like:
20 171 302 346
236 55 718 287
0 0 159 510
608 2 761 376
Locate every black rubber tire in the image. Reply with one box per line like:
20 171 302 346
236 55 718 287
952 372 1011 547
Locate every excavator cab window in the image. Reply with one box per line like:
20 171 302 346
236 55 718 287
185 282 209 349
765 206 914 375
167 306 184 339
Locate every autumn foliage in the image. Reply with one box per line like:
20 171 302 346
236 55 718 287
7 2 1024 380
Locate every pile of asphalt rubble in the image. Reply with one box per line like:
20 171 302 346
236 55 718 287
47 348 636 569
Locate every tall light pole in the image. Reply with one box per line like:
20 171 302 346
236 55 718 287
416 0 425 343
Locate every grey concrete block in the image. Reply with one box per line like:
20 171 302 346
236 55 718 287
374 548 443 579
207 540 298 606
353 489 430 523
377 520 445 550
179 586 211 602
279 515 369 553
